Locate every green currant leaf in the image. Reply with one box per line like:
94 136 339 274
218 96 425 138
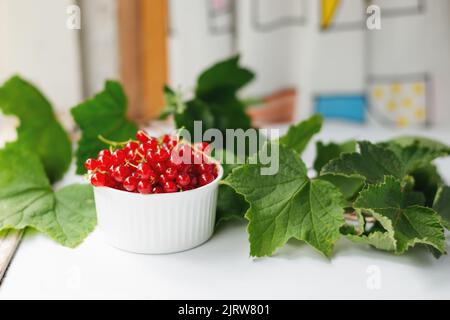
354 176 446 255
322 141 403 184
71 81 138 174
224 143 346 257
380 141 448 175
216 185 249 227
342 209 397 252
0 76 72 183
345 229 397 252
388 136 450 154
278 114 323 155
322 139 449 185
174 98 215 139
205 95 252 133
313 140 356 173
314 140 363 200
433 185 450 229
0 149 96 247
160 56 254 151
410 164 443 207
214 149 249 227
317 174 364 201
195 55 255 99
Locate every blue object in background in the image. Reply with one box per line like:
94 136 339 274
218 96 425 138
314 94 366 122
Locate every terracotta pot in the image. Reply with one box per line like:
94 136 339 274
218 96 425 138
246 88 296 127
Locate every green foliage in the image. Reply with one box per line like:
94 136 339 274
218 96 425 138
3 59 449 259
353 176 446 254
313 140 356 173
0 76 97 247
224 143 345 257
0 76 72 182
322 141 404 183
0 149 96 247
433 186 450 229
313 140 363 200
71 81 138 174
195 55 255 99
160 55 253 143
278 114 323 154
224 130 450 258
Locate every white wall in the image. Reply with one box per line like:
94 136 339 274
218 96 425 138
0 0 83 114
79 0 120 97
168 0 234 93
310 0 366 94
237 0 305 97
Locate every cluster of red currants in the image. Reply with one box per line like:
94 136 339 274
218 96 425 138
85 130 218 194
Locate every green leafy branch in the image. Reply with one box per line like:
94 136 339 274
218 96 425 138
0 76 96 247
224 119 450 258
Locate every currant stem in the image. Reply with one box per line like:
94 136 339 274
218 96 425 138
126 161 139 169
344 212 375 223
98 134 132 147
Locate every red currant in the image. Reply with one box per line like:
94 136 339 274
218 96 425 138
152 186 164 194
97 154 112 168
98 149 111 158
131 171 140 178
181 164 193 175
126 149 139 164
91 172 106 187
84 158 98 171
194 142 210 153
162 134 171 144
111 149 126 165
192 151 204 164
198 163 215 174
136 130 150 144
137 180 152 194
146 138 158 151
159 174 169 185
176 174 190 187
155 147 169 162
146 150 157 164
138 143 150 155
123 176 138 192
137 163 153 179
165 138 178 150
153 162 166 174
165 167 177 180
163 181 178 193
190 175 198 186
88 134 219 193
104 174 116 187
125 141 139 152
176 144 192 157
199 173 214 186
113 165 131 182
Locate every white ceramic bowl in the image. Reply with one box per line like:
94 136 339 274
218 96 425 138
94 165 223 254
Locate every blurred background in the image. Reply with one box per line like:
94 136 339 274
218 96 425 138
0 0 449 130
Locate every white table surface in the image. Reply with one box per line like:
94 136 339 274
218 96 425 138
1 121 450 299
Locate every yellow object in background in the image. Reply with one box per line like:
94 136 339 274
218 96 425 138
321 0 340 29
370 80 427 128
